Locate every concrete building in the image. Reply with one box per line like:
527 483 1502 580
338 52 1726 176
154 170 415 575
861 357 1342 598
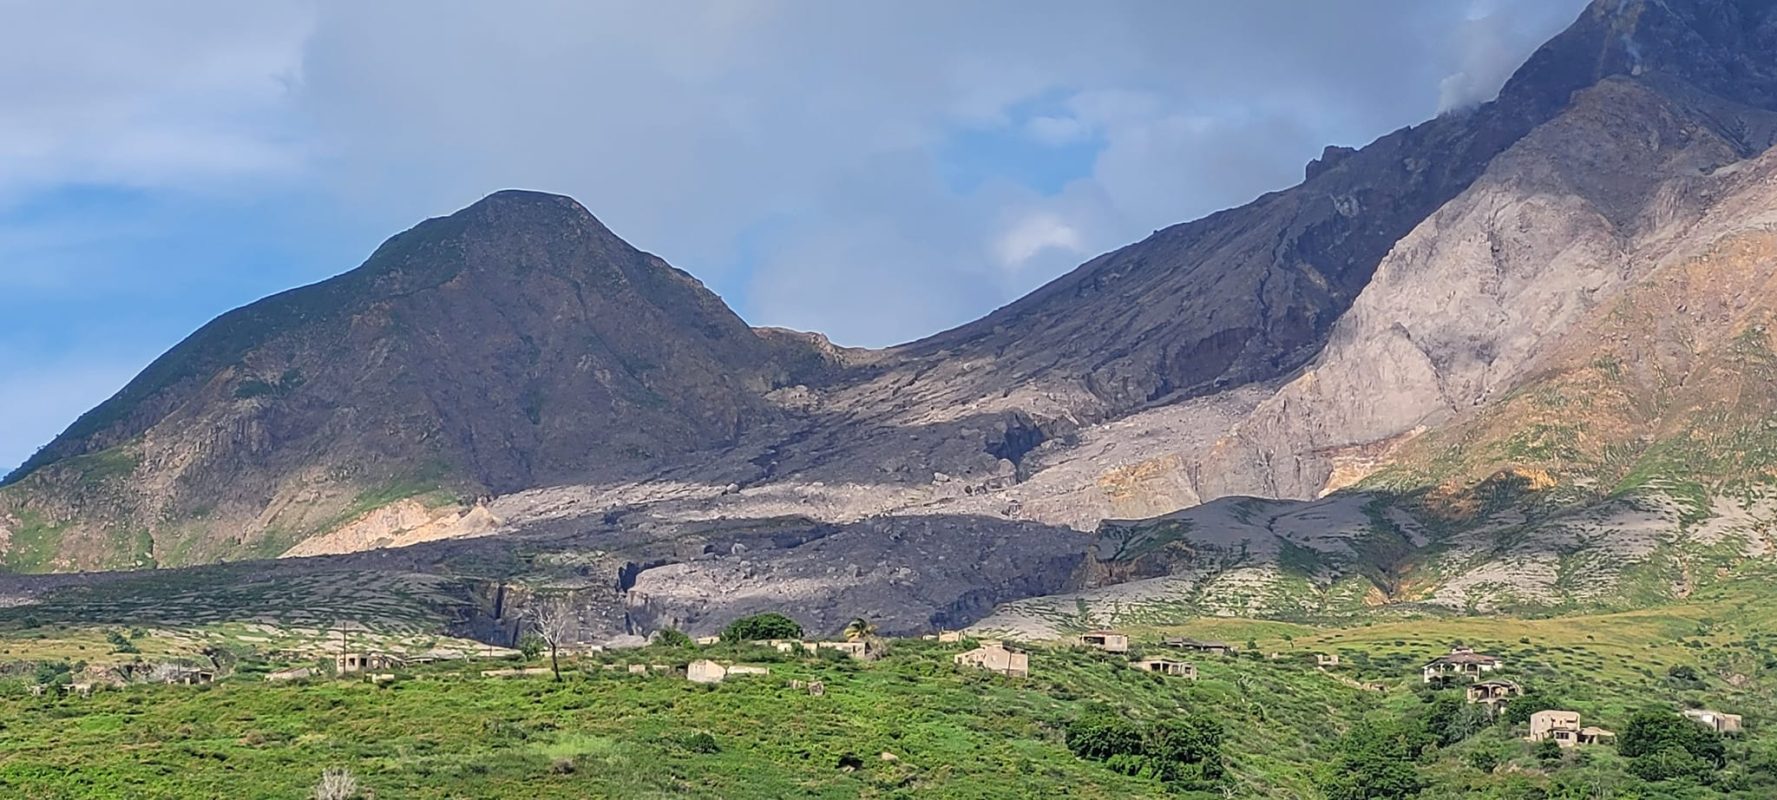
1079 630 1129 653
1131 658 1196 678
1422 646 1503 683
937 630 963 643
1315 653 1340 667
1163 638 1235 655
1528 710 1612 747
1682 708 1743 734
954 642 1030 678
687 659 727 684
1466 679 1522 707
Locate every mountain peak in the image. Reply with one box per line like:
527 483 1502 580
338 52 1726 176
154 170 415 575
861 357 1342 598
1501 0 1777 113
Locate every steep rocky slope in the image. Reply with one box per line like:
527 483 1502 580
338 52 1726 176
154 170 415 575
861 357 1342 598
9 0 1777 648
0 191 828 569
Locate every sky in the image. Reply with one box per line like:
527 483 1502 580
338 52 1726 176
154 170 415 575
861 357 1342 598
0 0 1589 474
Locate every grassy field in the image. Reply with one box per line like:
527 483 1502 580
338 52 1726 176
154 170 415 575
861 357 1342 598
0 582 1773 798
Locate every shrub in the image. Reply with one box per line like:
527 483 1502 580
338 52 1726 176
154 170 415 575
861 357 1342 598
517 635 544 660
1320 718 1430 800
653 628 693 648
1619 707 1724 782
312 768 359 800
1064 711 1224 789
721 613 804 643
680 732 720 754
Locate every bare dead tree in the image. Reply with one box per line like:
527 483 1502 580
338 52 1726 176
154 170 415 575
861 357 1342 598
530 595 578 681
312 767 359 800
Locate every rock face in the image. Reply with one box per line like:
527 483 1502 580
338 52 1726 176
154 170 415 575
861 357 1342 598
9 0 1777 641
0 191 826 568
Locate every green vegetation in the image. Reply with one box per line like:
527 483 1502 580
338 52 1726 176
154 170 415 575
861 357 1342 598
0 592 1773 798
721 612 804 642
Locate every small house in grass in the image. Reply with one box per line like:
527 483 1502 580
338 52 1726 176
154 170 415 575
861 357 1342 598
937 630 963 643
1079 630 1129 653
1528 710 1612 747
955 642 1030 678
265 667 313 682
687 659 727 684
1131 658 1196 678
1162 637 1235 656
1682 708 1743 734
1466 679 1522 706
335 652 400 675
1422 646 1502 683
686 660 769 684
694 636 721 646
1315 653 1340 667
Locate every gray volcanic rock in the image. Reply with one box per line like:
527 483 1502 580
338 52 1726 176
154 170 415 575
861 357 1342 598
0 191 823 568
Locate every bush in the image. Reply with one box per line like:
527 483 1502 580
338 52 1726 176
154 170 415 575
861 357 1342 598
653 628 693 648
105 630 138 654
720 613 804 643
1320 718 1430 800
1064 711 1224 789
680 732 720 754
517 635 544 660
1619 707 1724 783
312 768 359 800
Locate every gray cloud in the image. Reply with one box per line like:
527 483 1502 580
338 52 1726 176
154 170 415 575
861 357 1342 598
289 0 1586 344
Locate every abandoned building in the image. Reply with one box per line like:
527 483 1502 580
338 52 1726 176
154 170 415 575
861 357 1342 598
1079 630 1129 653
1131 658 1197 678
1527 710 1613 747
1682 708 1744 734
1163 638 1235 655
1422 646 1504 683
335 652 399 674
694 636 721 646
954 642 1030 678
1315 653 1340 667
265 667 313 682
688 659 727 684
161 667 215 686
1466 679 1522 706
937 630 963 643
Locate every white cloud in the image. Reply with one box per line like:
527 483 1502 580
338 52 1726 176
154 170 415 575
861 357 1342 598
993 213 1084 269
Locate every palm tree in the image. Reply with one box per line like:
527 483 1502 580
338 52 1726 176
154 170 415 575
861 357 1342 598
842 617 877 642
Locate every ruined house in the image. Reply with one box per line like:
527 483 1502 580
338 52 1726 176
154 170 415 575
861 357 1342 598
1131 658 1196 678
687 659 727 684
1422 646 1503 683
694 636 721 646
1528 710 1612 747
335 652 399 675
937 631 963 643
1079 630 1129 653
1466 679 1522 706
954 642 1030 678
1315 653 1340 667
1163 638 1235 656
1682 708 1743 734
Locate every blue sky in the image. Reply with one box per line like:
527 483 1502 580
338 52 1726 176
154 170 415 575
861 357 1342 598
0 0 1588 474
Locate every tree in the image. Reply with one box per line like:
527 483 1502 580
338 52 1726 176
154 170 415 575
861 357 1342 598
721 612 803 643
1320 719 1431 800
529 596 578 681
1619 707 1724 783
842 617 877 642
653 627 693 648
